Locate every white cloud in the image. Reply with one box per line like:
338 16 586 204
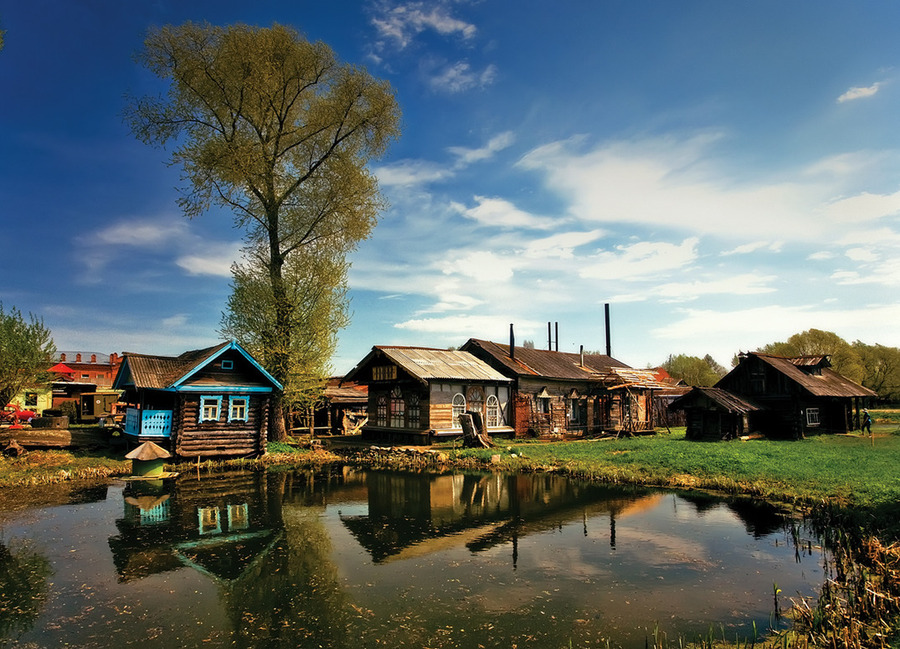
845 247 878 262
517 134 900 244
429 61 496 93
95 219 188 247
720 240 783 255
375 159 453 187
579 238 699 281
448 131 515 167
372 2 477 50
837 82 882 103
452 196 556 229
176 242 242 277
523 230 606 259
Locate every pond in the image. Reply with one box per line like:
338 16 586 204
0 468 824 648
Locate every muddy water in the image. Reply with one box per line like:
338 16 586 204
0 468 823 648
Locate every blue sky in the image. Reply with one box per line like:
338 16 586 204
1 1 899 374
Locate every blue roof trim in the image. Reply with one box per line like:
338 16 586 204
170 340 283 391
175 386 274 394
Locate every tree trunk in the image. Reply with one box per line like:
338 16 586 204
269 393 289 443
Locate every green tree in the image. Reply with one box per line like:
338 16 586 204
754 329 863 383
127 22 400 439
220 241 349 425
661 353 725 387
853 341 900 401
0 303 55 408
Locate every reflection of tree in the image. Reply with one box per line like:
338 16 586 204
0 540 52 639
222 472 351 648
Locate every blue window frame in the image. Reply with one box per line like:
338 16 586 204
229 396 249 422
221 359 234 370
199 395 222 422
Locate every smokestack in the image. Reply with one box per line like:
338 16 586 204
605 303 611 357
580 344 584 367
555 322 559 352
548 322 552 351
509 323 515 362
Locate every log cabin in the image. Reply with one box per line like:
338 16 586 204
112 340 282 458
670 352 876 439
343 346 515 445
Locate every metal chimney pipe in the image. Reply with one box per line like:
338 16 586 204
555 322 559 352
547 322 552 351
509 323 515 362
605 303 611 357
580 344 584 367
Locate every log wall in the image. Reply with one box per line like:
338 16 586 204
175 394 267 458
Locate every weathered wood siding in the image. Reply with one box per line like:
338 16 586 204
175 394 268 457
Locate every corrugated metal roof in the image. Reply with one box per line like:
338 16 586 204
376 346 512 383
753 353 876 398
602 367 673 390
462 339 628 381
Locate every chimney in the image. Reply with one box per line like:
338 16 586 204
547 322 552 351
605 303 611 357
509 323 515 363
580 345 584 367
555 322 559 352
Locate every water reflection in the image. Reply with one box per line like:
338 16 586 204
0 468 825 648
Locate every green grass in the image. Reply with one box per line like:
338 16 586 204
451 425 900 519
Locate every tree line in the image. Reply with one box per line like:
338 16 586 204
660 328 900 401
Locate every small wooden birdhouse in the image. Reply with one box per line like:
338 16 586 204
125 441 172 477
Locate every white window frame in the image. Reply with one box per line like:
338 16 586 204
199 395 222 423
806 407 820 427
452 393 466 428
486 395 501 427
229 396 249 422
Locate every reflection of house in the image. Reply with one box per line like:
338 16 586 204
112 340 282 458
108 472 282 583
341 471 661 564
671 352 876 439
461 338 668 437
344 346 514 444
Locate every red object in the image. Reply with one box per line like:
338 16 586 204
2 404 36 424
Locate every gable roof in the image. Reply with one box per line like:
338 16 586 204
462 338 629 381
113 340 282 392
733 352 875 399
345 346 512 385
670 386 762 414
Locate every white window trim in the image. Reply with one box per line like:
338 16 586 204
199 395 222 423
452 393 466 428
806 407 820 427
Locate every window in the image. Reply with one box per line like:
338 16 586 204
486 395 501 427
390 386 405 427
229 396 249 422
199 395 222 422
452 393 466 428
376 395 388 426
221 359 234 370
407 393 421 429
373 365 397 381
24 392 37 407
568 398 586 425
467 387 484 416
806 407 820 427
198 507 221 535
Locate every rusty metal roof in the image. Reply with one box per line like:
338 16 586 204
118 342 229 389
346 346 513 384
670 387 762 413
600 367 673 390
751 353 876 399
462 339 628 381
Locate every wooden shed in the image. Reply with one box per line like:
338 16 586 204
112 341 282 458
668 387 761 441
344 346 514 445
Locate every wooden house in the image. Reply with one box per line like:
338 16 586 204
112 341 282 458
343 346 514 445
460 338 667 437
670 352 876 439
668 387 761 440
